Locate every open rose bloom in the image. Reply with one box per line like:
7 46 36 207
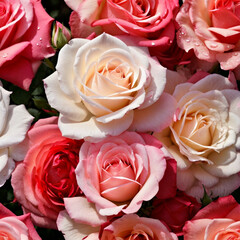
155 73 240 199
66 0 179 45
44 33 176 140
11 117 83 229
0 203 41 240
65 0 192 69
0 0 55 90
176 0 240 70
183 195 240 240
63 132 168 218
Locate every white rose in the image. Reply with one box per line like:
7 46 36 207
155 73 240 199
44 33 176 140
0 85 33 186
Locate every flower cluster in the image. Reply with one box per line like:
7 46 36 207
1 0 240 239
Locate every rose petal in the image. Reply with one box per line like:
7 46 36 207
64 197 107 227
57 210 99 240
130 92 176 132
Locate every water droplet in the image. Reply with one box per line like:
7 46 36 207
180 30 186 36
168 39 173 44
151 42 155 46
194 42 200 46
210 43 218 48
39 37 42 41
226 45 231 49
2 53 7 58
234 52 238 56
203 52 209 56
155 20 160 24
36 43 39 46
185 39 190 42
37 27 40 30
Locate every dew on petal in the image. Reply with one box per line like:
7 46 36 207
2 53 7 58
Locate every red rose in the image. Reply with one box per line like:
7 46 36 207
11 117 83 228
151 191 201 235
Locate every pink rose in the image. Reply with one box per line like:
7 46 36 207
151 191 201 235
100 214 178 240
183 195 240 240
11 117 83 229
66 0 186 68
0 0 55 90
176 0 240 70
0 203 41 240
57 212 178 240
75 132 168 216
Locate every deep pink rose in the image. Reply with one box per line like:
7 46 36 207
75 132 168 216
151 191 201 235
183 195 240 239
0 0 55 90
0 203 41 240
176 0 240 70
65 0 187 68
11 117 83 229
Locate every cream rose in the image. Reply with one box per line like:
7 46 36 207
44 33 176 140
154 73 240 199
0 84 33 186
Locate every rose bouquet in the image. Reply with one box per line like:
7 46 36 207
1 0 240 239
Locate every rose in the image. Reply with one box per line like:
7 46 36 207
149 36 193 70
0 84 33 187
66 0 189 69
183 195 240 240
0 0 55 90
66 0 179 42
74 131 168 216
0 203 41 240
11 117 83 229
100 214 178 240
57 211 178 240
154 72 240 199
151 191 201 235
44 33 176 140
51 22 71 49
176 0 240 71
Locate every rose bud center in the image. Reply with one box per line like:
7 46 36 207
100 159 140 202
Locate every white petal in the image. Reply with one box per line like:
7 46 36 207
0 86 11 135
136 55 167 109
57 210 100 240
168 145 192 170
56 38 89 100
209 174 240 198
192 165 219 188
44 72 89 122
189 74 234 92
59 111 133 140
0 105 33 148
203 152 240 178
130 93 176 132
0 149 15 187
64 197 107 227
